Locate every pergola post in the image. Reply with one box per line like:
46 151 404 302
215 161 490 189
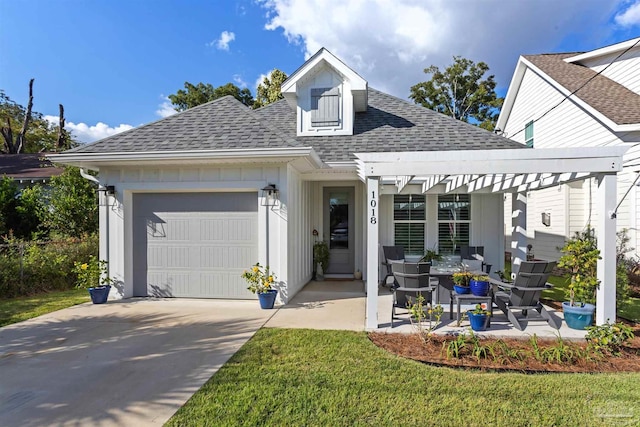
365 177 380 330
511 192 528 277
596 174 617 325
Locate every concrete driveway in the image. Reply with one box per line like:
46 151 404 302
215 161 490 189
0 298 275 427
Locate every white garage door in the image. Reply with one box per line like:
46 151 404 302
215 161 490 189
133 192 258 299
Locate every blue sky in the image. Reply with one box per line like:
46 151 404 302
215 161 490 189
1 0 639 142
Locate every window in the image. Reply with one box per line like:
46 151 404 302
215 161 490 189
394 194 425 255
525 120 534 148
311 87 339 127
437 194 470 254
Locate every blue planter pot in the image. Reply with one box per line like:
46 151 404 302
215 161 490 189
454 285 470 294
467 311 489 331
470 279 490 296
258 289 278 309
562 302 595 330
88 285 111 304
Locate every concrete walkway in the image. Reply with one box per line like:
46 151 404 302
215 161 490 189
0 298 275 427
266 281 366 331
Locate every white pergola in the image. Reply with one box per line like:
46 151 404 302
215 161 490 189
356 146 629 330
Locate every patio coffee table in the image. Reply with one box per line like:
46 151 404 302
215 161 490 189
453 293 493 327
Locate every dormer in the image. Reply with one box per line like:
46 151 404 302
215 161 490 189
281 48 368 136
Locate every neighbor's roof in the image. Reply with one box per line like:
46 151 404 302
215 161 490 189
524 53 640 125
0 153 64 180
68 88 524 162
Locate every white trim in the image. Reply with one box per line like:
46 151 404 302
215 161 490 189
48 147 325 171
281 48 368 112
356 147 627 177
498 57 640 133
564 37 640 63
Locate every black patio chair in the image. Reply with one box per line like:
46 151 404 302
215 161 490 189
461 245 492 274
391 261 436 327
381 246 405 287
493 261 562 331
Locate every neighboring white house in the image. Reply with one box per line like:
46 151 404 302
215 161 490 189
497 37 640 261
51 48 624 328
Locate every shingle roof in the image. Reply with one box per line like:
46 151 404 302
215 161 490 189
257 88 523 161
68 95 301 154
0 153 64 179
524 53 640 125
69 88 524 162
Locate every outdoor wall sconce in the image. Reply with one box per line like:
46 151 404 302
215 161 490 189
261 184 279 206
541 212 551 227
99 185 115 195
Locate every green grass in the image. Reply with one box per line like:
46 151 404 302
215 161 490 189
167 328 640 427
0 289 90 327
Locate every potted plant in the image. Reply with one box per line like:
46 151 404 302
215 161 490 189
313 240 330 281
420 248 443 263
557 229 599 330
470 274 491 296
242 262 278 309
73 256 114 304
467 303 490 331
452 271 472 294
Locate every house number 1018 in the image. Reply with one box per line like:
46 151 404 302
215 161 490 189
370 191 377 224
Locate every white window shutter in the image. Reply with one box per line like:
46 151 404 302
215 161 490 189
311 87 339 126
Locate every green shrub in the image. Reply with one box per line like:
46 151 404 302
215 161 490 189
586 321 634 356
0 234 98 298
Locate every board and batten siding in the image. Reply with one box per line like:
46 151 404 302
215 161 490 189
99 164 288 300
286 165 313 299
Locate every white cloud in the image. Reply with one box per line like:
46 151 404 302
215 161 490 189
259 0 623 97
254 71 271 90
233 74 248 88
209 30 236 51
156 96 177 118
615 0 640 26
44 115 134 143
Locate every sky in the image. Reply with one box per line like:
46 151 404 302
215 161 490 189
1 0 639 143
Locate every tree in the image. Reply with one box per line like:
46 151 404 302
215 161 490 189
168 82 254 111
253 69 288 108
410 56 503 131
0 81 74 153
0 177 46 239
46 167 98 237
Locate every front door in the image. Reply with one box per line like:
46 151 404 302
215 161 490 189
323 187 355 274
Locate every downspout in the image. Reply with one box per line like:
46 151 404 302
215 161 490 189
80 168 110 284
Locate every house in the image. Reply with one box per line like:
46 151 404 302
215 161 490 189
497 37 640 261
51 49 624 328
0 153 64 189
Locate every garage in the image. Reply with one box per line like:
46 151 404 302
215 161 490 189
132 192 259 299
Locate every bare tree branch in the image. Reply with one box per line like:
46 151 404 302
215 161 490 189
55 103 66 151
13 78 34 154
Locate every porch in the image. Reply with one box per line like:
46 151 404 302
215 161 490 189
357 146 628 329
266 280 587 339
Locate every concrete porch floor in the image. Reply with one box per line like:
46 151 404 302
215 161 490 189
267 281 587 340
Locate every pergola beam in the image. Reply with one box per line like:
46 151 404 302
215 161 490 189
395 175 414 193
445 174 480 193
421 175 447 193
356 147 626 177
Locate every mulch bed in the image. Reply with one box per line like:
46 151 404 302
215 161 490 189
369 327 640 373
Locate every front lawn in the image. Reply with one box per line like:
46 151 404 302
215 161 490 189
167 328 640 426
0 289 90 327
